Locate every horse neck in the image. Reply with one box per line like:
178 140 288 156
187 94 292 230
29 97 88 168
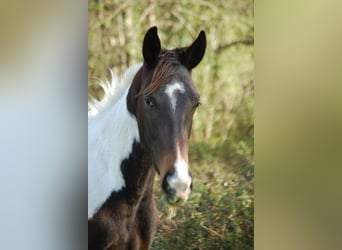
117 68 158 205
121 141 156 205
88 86 141 217
90 86 156 201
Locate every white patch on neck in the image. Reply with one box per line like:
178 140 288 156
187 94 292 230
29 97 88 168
88 64 141 219
164 82 185 112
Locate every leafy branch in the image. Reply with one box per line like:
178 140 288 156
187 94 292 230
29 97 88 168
215 38 254 53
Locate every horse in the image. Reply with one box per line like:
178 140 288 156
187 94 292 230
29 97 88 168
88 26 206 250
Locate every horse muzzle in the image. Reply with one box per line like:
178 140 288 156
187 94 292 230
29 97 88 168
162 170 192 205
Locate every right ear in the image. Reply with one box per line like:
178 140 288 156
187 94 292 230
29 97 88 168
142 26 161 68
180 31 206 70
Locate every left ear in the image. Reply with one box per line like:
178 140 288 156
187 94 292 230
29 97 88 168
143 26 161 68
180 31 206 70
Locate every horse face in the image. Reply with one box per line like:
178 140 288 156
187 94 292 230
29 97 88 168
139 71 200 204
128 27 206 205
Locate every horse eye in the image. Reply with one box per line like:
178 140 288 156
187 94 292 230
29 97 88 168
195 101 201 108
144 97 155 108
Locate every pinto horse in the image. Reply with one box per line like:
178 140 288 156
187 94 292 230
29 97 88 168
88 26 206 249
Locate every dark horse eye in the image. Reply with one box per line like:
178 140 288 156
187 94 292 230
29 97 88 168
144 97 155 108
195 101 201 108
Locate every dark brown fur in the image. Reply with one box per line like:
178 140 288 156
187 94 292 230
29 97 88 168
88 142 157 250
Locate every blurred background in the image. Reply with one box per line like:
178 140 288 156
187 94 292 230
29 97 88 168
88 0 254 249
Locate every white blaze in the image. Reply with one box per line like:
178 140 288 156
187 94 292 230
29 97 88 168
164 82 185 112
167 146 191 198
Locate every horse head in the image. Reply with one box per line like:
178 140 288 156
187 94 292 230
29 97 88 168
127 27 206 205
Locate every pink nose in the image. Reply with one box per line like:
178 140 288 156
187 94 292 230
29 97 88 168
167 190 190 205
174 190 189 202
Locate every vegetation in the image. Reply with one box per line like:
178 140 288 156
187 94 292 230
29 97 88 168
89 0 254 249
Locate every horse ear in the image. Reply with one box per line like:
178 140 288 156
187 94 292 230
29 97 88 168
180 31 206 70
143 26 161 67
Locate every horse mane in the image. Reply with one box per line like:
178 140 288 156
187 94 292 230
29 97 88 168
139 49 183 96
88 63 143 117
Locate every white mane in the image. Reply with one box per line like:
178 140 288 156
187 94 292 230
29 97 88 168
88 63 142 117
88 63 142 218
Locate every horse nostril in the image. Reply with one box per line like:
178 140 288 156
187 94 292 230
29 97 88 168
162 174 173 194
